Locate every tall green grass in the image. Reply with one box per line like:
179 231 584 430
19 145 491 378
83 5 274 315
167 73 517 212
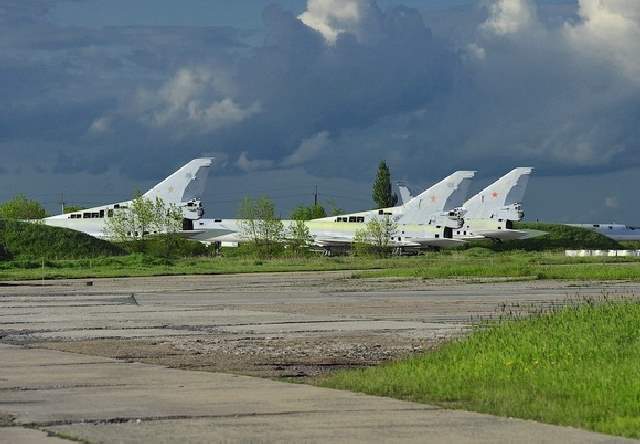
319 298 640 438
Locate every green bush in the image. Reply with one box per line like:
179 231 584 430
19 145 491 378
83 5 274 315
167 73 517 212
117 235 211 258
0 220 124 260
0 195 47 219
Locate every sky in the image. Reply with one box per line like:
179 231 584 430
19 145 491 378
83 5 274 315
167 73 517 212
1 0 639 223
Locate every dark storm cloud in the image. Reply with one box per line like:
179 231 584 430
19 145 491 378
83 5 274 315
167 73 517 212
93 2 459 179
0 0 249 178
2 0 640 221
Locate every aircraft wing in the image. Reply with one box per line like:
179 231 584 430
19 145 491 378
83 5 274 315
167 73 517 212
313 235 465 249
177 229 207 238
312 235 355 247
412 238 467 248
473 229 546 241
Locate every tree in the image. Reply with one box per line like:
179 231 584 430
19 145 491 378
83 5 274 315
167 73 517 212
131 192 157 238
63 205 85 214
323 199 344 216
0 195 47 220
287 218 312 256
151 197 183 236
367 215 398 256
104 194 182 242
290 204 326 220
352 215 398 257
352 226 372 257
372 160 398 209
238 196 284 257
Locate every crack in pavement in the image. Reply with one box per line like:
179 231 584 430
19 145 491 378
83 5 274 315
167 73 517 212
27 407 442 428
0 384 131 392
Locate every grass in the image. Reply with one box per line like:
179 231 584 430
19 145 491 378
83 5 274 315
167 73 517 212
507 222 621 250
2 250 640 281
353 249 640 281
1 221 639 282
318 297 640 438
0 254 402 281
0 220 124 259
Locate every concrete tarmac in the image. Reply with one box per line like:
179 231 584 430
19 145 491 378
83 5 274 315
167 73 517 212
0 344 631 443
1 272 638 442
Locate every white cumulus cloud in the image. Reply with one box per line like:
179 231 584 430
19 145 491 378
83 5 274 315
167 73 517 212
282 131 330 166
298 0 380 44
564 0 640 84
482 0 537 35
135 68 261 134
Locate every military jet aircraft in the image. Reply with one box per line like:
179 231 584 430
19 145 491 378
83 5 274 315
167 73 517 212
39 158 214 238
398 168 540 241
194 171 476 254
455 167 539 241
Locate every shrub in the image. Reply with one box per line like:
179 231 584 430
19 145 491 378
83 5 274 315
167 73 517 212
117 235 210 258
0 220 124 259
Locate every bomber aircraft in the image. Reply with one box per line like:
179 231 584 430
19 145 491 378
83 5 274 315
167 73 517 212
193 216 462 255
399 167 540 241
193 171 477 254
39 158 214 238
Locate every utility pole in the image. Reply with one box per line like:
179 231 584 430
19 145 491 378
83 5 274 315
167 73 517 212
314 185 318 206
58 192 65 214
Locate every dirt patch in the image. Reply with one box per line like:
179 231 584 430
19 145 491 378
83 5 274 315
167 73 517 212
36 332 443 379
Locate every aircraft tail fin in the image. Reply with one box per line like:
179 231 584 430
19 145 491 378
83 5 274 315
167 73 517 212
143 158 214 205
401 171 476 223
397 183 413 205
463 167 533 219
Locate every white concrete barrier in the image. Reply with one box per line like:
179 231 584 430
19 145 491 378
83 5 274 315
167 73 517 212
567 249 640 257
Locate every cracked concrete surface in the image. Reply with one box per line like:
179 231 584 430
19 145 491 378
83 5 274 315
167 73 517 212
1 272 638 442
0 344 632 443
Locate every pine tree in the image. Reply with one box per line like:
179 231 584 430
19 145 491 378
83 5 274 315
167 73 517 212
372 160 398 208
